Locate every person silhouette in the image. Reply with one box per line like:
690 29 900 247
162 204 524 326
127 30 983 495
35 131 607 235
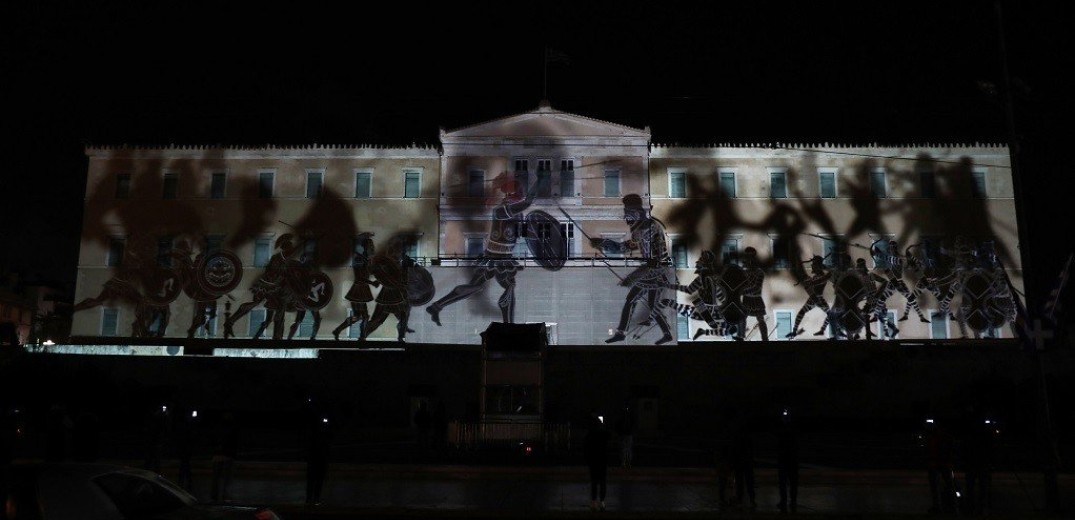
584 413 611 511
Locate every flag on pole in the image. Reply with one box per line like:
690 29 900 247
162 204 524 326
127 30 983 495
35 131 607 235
545 47 571 65
1042 252 1073 321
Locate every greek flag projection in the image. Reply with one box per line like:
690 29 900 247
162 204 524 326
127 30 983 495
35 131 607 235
70 105 1023 344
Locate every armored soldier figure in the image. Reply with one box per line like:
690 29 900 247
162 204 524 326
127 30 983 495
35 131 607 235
591 194 675 345
787 255 831 339
224 234 302 340
363 236 417 342
427 171 538 325
739 247 769 341
871 239 929 323
662 250 737 340
332 232 378 340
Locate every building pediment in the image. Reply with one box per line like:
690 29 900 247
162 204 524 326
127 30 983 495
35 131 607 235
441 102 650 143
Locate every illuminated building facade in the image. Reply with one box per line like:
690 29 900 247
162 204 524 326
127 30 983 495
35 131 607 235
71 104 1018 344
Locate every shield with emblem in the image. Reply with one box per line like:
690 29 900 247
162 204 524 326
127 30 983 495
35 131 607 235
144 267 186 306
960 269 994 332
716 264 747 322
194 250 244 297
295 270 334 311
833 270 869 333
524 210 567 271
407 264 436 306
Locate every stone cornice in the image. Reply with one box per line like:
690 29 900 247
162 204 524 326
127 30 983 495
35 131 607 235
85 143 442 160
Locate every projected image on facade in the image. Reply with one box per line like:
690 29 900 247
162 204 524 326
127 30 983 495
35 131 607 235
69 104 1022 345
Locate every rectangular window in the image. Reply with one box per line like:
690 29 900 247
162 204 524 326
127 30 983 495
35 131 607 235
348 309 362 339
302 237 318 263
770 170 788 199
512 222 529 258
403 235 419 259
254 237 271 267
297 312 315 338
206 235 225 254
771 236 792 269
404 170 421 198
920 170 936 199
513 159 529 197
719 170 736 198
559 159 575 197
248 309 267 338
876 310 897 339
921 236 942 268
677 313 689 341
352 236 370 266
115 174 131 199
870 235 895 268
107 237 125 267
156 236 173 268
468 170 485 198
720 238 739 265
822 237 847 268
669 170 686 198
603 170 620 197
671 238 688 268
355 171 372 198
101 308 119 336
210 172 227 199
560 223 576 256
775 310 794 340
306 171 323 199
870 169 887 198
162 172 179 199
465 236 485 258
536 159 552 197
819 169 837 198
930 311 948 339
972 170 987 198
258 171 274 199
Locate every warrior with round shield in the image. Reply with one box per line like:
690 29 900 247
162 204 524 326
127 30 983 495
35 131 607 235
786 254 832 339
661 250 738 340
826 254 871 340
331 232 379 340
590 194 675 345
426 171 540 326
285 252 333 341
363 236 418 342
870 239 929 323
223 234 302 340
133 239 195 337
182 239 243 339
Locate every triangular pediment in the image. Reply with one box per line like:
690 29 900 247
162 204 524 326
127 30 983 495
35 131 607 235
442 103 649 140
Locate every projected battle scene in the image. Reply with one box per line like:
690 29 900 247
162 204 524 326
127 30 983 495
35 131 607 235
68 108 1022 345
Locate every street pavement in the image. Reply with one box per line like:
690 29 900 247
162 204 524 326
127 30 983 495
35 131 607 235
128 459 1073 519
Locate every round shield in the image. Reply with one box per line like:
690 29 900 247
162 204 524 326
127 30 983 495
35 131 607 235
143 268 186 306
407 264 436 306
834 271 868 306
717 264 747 322
297 271 334 311
369 254 403 289
194 250 244 297
524 210 567 271
961 270 993 332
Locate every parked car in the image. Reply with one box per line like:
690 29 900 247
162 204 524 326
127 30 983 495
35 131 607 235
3 463 280 520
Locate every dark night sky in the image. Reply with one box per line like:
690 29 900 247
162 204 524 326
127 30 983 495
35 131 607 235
4 1 1073 318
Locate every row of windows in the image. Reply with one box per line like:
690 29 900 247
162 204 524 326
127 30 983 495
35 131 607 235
114 169 423 200
666 168 990 199
99 307 364 339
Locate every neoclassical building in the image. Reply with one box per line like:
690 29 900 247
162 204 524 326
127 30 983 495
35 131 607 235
71 103 1018 345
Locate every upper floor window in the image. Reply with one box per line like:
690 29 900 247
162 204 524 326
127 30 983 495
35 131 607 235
156 236 174 268
870 169 887 198
258 170 274 199
101 308 119 337
671 237 688 268
468 170 485 198
771 235 792 269
822 236 847 268
669 169 687 198
162 172 179 200
536 159 552 197
972 170 987 198
719 170 736 198
560 223 577 256
107 237 125 267
306 170 324 199
559 159 575 197
115 174 131 199
603 169 621 197
403 170 421 198
254 236 272 267
769 170 788 199
355 170 372 199
819 169 837 198
720 237 739 265
919 170 936 199
210 172 227 199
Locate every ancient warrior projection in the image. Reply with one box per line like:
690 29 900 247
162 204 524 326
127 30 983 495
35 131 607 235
954 240 1020 339
590 194 675 345
870 239 929 323
331 232 378 340
426 171 564 325
363 236 422 342
284 253 333 341
224 234 304 340
661 250 738 340
786 255 831 339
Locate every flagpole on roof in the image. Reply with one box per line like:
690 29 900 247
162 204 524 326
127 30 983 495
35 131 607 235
543 45 548 102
